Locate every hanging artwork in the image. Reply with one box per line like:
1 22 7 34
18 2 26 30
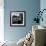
10 11 26 27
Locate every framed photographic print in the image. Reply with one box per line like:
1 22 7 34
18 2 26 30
10 11 26 27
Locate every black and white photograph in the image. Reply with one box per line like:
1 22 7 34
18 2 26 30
10 11 26 27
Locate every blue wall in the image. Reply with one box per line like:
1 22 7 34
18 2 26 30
4 0 40 42
40 0 46 27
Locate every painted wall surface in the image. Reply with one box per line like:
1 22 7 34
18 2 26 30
4 0 40 42
40 0 46 27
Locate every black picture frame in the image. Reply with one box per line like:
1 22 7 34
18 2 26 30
10 11 26 27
